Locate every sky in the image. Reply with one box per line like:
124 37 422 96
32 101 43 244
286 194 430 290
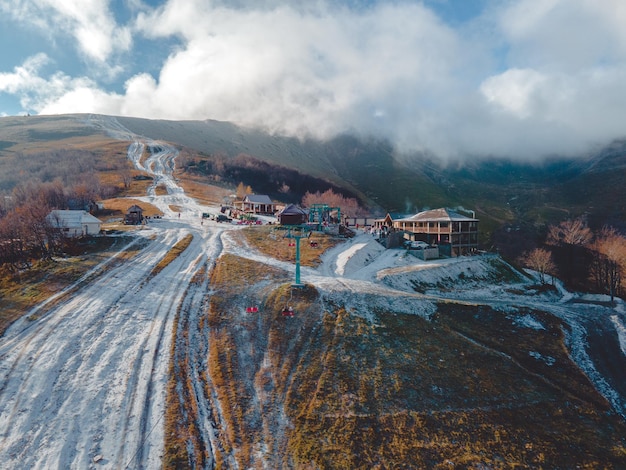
1 0 626 161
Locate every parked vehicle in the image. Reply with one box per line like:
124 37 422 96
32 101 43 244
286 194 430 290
406 240 430 249
216 214 232 222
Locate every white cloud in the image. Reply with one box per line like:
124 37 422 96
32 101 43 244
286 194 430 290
497 0 626 70
0 0 131 63
480 68 546 118
4 0 626 161
39 86 123 115
0 53 123 114
130 2 468 146
0 54 51 93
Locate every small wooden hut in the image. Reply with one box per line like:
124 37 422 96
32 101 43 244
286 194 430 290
124 205 144 225
278 204 308 226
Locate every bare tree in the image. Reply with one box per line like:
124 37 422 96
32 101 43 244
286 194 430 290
302 189 364 217
547 217 592 246
589 226 626 302
546 217 593 285
120 170 133 190
521 248 556 285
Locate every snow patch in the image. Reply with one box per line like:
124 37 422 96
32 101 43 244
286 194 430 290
529 351 556 366
335 242 368 276
610 315 626 356
514 314 546 331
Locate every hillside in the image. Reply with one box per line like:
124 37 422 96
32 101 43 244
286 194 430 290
2 113 625 250
0 124 624 468
187 238 626 468
115 115 626 236
0 115 626 239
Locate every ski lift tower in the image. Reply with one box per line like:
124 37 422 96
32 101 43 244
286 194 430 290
309 204 341 231
284 226 309 287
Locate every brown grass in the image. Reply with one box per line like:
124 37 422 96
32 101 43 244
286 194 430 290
147 234 193 281
174 170 233 205
163 262 210 468
162 235 626 469
238 225 343 267
154 184 168 196
99 198 160 215
283 304 626 469
199 255 296 467
119 177 154 197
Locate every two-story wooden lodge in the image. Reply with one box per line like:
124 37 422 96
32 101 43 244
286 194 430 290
391 208 479 256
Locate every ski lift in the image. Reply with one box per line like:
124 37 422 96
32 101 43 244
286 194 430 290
246 306 259 313
309 240 318 248
281 288 295 317
288 241 295 247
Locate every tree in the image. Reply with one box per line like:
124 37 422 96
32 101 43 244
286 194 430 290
546 217 592 285
236 182 252 200
547 217 592 246
302 189 364 217
120 169 133 190
589 226 626 302
521 248 556 285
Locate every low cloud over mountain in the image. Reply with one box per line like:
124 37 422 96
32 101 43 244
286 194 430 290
1 1 626 161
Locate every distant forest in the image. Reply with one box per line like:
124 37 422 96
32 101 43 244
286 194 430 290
179 152 361 205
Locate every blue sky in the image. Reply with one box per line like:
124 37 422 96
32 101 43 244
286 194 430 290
1 0 626 161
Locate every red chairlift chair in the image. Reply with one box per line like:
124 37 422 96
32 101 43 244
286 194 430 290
281 306 294 317
246 306 259 313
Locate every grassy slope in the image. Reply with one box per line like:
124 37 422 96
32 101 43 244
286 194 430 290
117 116 451 212
0 114 131 192
2 115 625 467
168 232 626 469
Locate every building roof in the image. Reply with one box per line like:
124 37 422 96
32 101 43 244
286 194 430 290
47 210 102 227
278 204 308 216
396 208 478 222
243 194 273 204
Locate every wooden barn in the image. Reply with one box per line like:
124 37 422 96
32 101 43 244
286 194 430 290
124 205 144 225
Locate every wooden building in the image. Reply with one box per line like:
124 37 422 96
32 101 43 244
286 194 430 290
47 210 102 237
125 205 144 225
278 204 308 226
237 195 276 215
392 208 479 256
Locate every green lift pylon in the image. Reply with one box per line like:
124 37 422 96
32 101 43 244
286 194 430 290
284 227 308 286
